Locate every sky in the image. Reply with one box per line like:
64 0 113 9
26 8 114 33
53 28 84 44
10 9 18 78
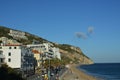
0 0 120 63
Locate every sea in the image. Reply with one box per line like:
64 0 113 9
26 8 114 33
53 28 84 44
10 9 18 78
79 63 120 80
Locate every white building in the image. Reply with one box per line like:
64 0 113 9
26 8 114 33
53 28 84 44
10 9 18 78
27 44 45 68
52 47 61 60
0 45 35 75
27 44 45 53
43 43 54 59
27 43 54 60
8 30 28 40
0 50 5 67
27 43 61 69
27 43 55 68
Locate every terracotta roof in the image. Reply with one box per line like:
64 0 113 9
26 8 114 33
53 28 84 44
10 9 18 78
32 50 41 54
5 44 22 46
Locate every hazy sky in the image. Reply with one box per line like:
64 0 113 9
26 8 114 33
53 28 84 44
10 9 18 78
0 0 120 63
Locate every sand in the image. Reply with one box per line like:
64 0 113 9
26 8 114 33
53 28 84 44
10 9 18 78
60 64 99 80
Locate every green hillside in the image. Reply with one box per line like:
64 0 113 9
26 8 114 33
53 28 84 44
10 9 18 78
0 26 93 64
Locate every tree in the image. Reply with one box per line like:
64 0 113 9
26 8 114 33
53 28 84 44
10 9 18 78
0 64 26 80
43 58 62 68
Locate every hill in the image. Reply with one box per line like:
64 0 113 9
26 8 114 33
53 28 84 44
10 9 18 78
0 26 94 64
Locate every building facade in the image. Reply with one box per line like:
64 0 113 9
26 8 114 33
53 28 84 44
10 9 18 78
43 43 54 59
0 45 35 76
52 47 61 60
8 30 28 40
27 44 45 68
0 50 5 67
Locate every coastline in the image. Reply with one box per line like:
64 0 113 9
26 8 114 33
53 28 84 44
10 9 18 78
60 64 101 80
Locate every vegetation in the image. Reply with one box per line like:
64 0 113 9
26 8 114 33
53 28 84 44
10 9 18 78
0 26 48 45
44 58 61 68
73 57 80 64
0 26 92 64
61 55 73 64
43 57 72 68
25 33 48 44
54 44 76 53
0 26 12 39
0 64 25 80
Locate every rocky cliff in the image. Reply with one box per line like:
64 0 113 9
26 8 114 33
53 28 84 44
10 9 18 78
56 44 94 64
0 26 94 64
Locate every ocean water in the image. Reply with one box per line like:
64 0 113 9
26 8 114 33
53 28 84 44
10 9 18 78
79 63 120 80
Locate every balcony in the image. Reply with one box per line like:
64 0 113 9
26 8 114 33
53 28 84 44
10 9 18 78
48 49 54 55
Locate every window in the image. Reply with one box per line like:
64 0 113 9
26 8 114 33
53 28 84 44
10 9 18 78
0 47 2 49
9 47 12 49
8 52 11 56
0 59 4 63
8 58 11 62
14 47 16 49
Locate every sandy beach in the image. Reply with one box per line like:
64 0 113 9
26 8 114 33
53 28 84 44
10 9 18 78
60 64 99 80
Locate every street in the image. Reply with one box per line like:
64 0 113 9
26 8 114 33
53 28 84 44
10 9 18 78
26 67 67 80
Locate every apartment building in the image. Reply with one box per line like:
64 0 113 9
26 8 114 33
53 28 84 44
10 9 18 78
43 43 54 59
52 47 61 60
8 30 28 40
27 44 45 68
0 44 35 76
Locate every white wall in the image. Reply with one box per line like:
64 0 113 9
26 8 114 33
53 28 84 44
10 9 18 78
52 47 61 60
1 46 21 68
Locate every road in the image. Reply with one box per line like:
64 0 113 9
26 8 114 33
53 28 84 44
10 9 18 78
26 68 67 80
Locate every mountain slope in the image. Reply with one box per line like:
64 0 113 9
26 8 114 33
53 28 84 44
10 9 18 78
0 26 94 64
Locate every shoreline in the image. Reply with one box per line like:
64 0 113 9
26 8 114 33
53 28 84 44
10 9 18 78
60 64 101 80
